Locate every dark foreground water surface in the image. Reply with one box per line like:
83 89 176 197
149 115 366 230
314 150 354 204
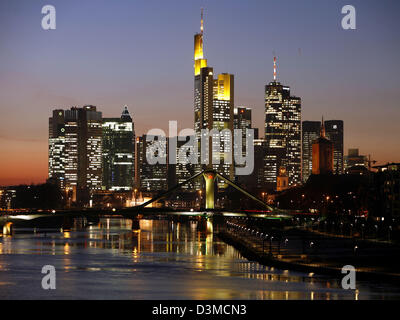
1 217 400 300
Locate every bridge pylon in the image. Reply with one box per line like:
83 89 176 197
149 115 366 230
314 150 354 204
2 222 13 235
138 168 276 212
203 170 216 209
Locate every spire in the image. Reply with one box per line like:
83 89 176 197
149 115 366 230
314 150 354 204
194 8 207 75
121 105 132 121
320 116 326 138
200 8 204 34
273 56 277 81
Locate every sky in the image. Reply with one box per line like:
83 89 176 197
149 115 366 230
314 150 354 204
0 0 399 185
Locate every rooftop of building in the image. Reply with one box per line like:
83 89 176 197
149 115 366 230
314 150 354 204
373 163 400 169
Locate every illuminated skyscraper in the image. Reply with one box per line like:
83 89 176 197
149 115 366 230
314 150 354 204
194 9 211 144
234 106 258 184
102 106 135 191
48 106 102 205
193 10 234 186
264 57 301 190
212 73 234 185
302 121 321 182
234 106 252 159
64 108 79 200
239 138 267 191
77 106 103 204
325 120 344 174
135 135 168 192
173 136 198 190
49 110 66 189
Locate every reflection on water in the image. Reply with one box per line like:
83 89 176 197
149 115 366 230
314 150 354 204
0 217 400 299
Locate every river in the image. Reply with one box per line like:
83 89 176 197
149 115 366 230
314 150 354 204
1 217 399 299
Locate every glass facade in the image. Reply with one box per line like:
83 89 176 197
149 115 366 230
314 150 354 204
264 81 301 190
193 13 235 190
136 135 168 192
102 106 135 191
48 106 102 205
302 121 321 182
325 120 344 175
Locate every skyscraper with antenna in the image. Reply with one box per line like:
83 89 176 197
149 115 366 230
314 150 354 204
264 56 301 190
193 9 234 187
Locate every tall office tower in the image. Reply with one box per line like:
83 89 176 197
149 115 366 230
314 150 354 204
63 107 79 201
239 138 267 191
312 121 334 175
193 10 234 187
174 136 197 190
234 106 252 158
102 106 135 191
325 120 344 174
194 9 211 145
49 110 66 189
135 135 168 192
234 106 254 184
302 121 321 182
264 57 301 190
48 106 102 205
212 73 234 185
234 107 252 130
254 139 267 190
77 106 103 203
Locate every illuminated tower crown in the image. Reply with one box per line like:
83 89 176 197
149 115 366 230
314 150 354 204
194 8 207 75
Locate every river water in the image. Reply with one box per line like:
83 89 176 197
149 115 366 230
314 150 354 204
0 217 399 300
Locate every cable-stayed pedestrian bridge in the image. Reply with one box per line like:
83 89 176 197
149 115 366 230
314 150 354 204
139 168 276 211
1 169 295 233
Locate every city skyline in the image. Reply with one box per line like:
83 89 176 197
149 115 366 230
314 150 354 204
1 0 400 186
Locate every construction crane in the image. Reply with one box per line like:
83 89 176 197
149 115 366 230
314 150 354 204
367 154 377 171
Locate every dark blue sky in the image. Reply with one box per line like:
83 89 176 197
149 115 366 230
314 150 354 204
0 0 399 184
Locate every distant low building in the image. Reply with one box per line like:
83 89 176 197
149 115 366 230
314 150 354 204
345 148 368 172
276 166 289 192
0 187 16 209
373 163 400 218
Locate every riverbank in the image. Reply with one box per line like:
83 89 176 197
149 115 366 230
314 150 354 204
218 229 400 284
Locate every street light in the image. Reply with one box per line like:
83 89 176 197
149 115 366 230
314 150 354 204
269 236 274 255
